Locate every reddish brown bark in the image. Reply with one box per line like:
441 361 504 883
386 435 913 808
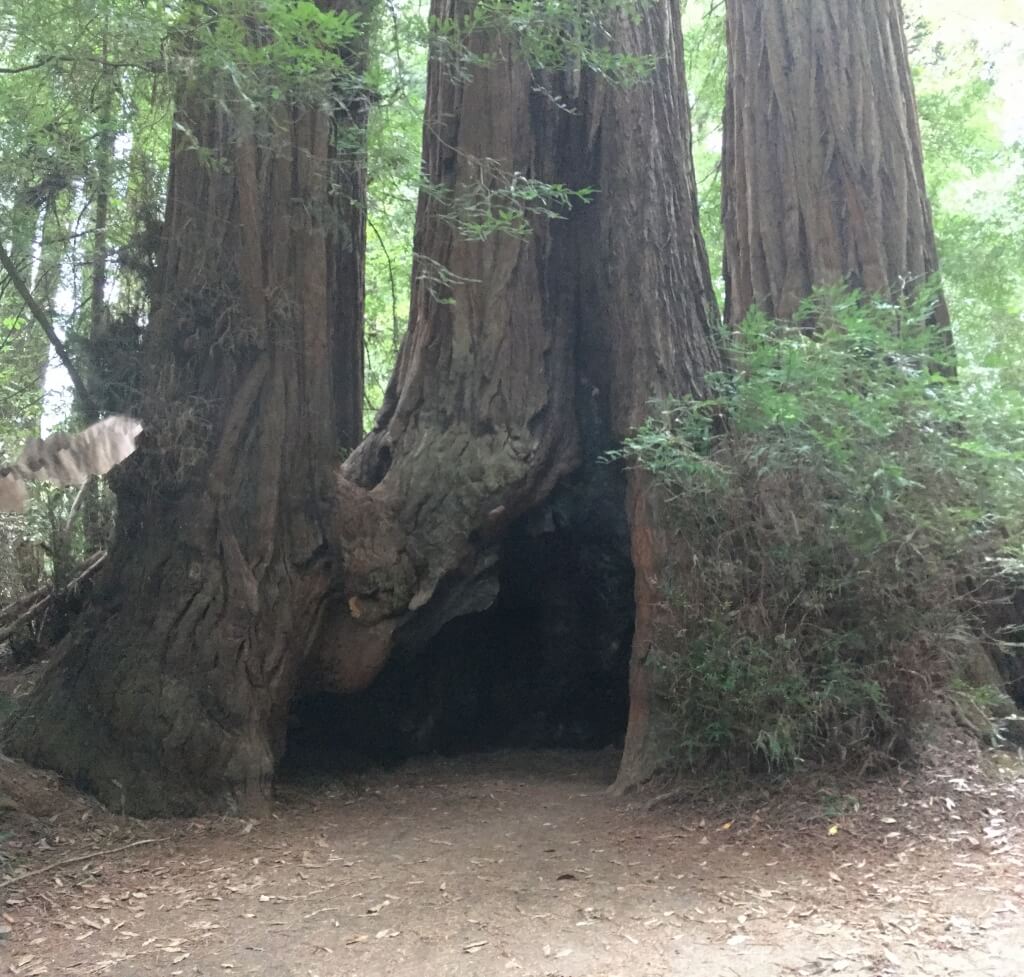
3 5 370 815
313 0 722 791
6 0 721 812
722 0 949 329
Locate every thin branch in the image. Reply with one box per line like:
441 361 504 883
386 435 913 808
0 580 50 627
0 837 167 890
0 551 106 642
0 60 51 75
367 215 402 353
0 55 159 76
0 239 97 416
63 481 91 535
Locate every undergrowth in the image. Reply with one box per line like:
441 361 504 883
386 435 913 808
621 290 1024 773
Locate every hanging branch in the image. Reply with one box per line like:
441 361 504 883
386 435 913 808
0 239 98 416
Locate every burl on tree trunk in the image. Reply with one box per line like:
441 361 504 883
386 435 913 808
313 0 721 791
722 0 950 330
6 0 721 813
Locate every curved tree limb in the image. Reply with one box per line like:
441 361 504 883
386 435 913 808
0 238 97 416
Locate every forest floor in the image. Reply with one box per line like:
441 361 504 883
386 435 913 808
2 741 1024 977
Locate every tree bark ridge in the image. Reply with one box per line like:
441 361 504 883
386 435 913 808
722 0 948 329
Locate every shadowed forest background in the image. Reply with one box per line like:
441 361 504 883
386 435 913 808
0 0 1023 820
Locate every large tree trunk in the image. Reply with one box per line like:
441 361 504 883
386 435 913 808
6 0 720 813
3 5 370 815
721 0 949 329
313 0 721 791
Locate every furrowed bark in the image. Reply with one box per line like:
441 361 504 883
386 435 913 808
7 0 722 809
314 0 722 791
722 0 949 331
3 2 371 816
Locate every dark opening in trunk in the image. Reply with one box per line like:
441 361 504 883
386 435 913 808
282 498 634 774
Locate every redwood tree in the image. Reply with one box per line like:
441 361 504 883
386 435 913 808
6 0 721 812
3 2 372 815
313 0 722 790
722 0 949 328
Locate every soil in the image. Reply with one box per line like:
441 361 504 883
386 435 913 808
2 741 1024 977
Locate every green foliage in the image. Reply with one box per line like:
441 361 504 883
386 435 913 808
682 0 726 304
428 162 594 241
907 14 1024 376
362 2 426 422
430 0 658 85
177 0 364 105
652 632 890 772
0 0 176 603
621 290 1024 772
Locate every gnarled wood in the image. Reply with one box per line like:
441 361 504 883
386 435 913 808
314 0 722 791
6 0 721 812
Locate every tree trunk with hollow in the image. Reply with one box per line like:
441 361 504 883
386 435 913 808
6 0 721 813
313 0 722 791
721 0 949 329
3 4 370 816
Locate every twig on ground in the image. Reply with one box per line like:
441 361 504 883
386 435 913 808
0 837 167 889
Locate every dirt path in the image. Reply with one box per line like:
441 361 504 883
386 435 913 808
3 749 1023 976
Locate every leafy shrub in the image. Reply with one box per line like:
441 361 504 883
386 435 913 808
622 289 1024 772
